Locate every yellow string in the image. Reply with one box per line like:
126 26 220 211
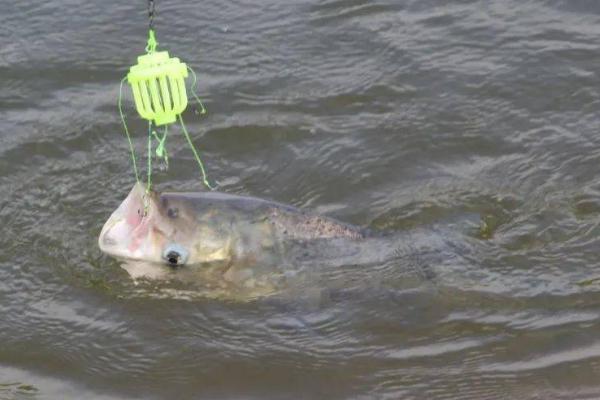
178 114 215 190
145 29 158 54
118 77 140 183
152 125 169 168
146 121 153 194
187 65 207 115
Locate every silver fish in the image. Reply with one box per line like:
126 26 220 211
98 184 449 300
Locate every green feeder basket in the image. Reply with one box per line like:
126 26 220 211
127 51 189 126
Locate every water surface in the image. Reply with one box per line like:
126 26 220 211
3 0 600 398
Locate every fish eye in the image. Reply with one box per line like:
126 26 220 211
167 252 179 265
162 244 189 267
167 208 179 218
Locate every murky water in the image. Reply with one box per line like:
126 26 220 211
3 0 600 398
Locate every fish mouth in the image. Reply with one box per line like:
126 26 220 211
99 212 160 261
98 215 133 259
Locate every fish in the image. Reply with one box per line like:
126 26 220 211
98 184 455 300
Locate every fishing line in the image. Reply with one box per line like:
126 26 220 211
188 65 207 115
179 114 214 190
117 0 214 192
152 124 169 168
118 77 140 184
147 121 153 193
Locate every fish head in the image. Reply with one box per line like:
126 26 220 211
98 183 229 267
98 183 166 264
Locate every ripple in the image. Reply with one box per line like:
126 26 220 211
381 336 498 360
481 342 600 373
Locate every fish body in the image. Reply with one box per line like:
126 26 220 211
98 184 452 300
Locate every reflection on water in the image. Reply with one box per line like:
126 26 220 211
3 0 600 398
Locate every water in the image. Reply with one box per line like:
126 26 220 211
2 0 600 398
